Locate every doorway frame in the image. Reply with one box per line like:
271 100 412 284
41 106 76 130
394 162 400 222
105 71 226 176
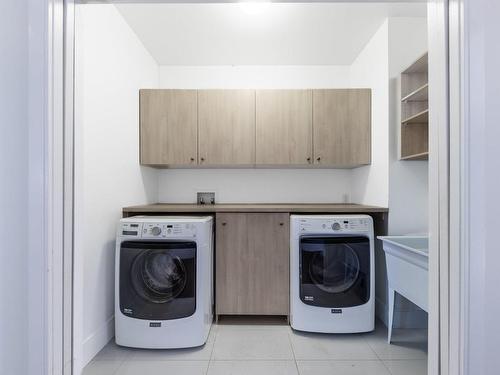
39 1 465 374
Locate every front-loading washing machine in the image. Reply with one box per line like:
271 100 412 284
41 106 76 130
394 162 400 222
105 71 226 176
290 215 374 333
115 216 213 349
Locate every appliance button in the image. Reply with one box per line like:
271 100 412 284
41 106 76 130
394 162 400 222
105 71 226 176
151 226 162 236
332 222 341 231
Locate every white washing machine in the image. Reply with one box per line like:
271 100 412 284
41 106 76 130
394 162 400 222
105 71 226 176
115 216 213 349
290 215 374 333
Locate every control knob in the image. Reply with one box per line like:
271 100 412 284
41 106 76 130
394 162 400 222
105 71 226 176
151 226 162 236
332 222 341 231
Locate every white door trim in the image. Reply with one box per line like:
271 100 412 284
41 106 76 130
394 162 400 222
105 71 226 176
63 1 76 374
31 0 75 374
448 0 480 374
448 1 466 375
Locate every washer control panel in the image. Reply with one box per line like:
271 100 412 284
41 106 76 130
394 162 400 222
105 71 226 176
298 217 372 233
120 222 197 238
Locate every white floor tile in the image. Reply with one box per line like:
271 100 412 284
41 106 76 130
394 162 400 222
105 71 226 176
118 360 209 375
130 327 216 361
93 341 137 361
82 360 123 375
383 360 428 375
207 360 298 375
289 331 378 360
212 329 294 360
297 360 392 375
84 325 428 375
364 325 428 360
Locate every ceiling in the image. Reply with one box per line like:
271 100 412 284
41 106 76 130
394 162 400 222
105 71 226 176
115 2 426 66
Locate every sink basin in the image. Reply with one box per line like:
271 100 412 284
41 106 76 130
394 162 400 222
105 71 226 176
378 236 429 343
378 236 428 267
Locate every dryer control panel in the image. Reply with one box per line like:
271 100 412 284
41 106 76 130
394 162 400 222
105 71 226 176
120 222 197 239
297 217 372 233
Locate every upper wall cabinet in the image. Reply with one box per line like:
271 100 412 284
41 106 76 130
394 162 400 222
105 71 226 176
198 90 256 165
313 89 371 166
255 90 313 165
140 89 198 166
139 89 372 168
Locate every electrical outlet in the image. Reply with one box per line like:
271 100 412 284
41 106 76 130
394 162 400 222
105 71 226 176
197 192 215 205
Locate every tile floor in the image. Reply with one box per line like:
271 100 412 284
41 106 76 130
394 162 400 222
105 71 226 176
83 318 427 375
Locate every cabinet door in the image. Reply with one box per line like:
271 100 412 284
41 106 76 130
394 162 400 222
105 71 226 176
140 89 198 165
198 90 255 165
247 213 289 315
256 90 312 165
216 213 289 315
313 89 371 166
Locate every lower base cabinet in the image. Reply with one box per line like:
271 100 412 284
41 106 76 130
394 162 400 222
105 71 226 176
215 213 290 317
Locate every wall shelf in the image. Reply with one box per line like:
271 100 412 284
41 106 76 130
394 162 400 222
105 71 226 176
401 83 428 103
400 151 429 161
400 52 429 161
402 109 429 124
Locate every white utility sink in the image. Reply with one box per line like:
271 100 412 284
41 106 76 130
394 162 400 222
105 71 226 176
378 236 429 343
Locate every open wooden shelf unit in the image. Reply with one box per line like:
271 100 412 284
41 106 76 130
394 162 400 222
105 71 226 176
400 52 429 161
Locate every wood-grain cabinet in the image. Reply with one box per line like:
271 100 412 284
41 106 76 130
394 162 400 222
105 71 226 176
256 90 313 165
140 89 198 166
140 89 371 168
313 89 371 166
215 213 290 316
198 90 255 165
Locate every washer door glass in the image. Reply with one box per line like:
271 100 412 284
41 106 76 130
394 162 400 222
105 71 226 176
309 244 360 293
300 236 370 308
120 241 196 320
131 250 187 304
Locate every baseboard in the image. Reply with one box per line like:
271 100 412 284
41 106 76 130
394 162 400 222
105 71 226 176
82 316 115 368
376 297 428 329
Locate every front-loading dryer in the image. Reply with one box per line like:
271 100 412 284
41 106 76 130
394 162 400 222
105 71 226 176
290 215 374 333
115 216 213 349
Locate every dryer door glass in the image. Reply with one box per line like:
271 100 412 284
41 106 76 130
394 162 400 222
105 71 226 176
300 236 370 308
308 244 360 294
120 241 196 320
131 250 188 304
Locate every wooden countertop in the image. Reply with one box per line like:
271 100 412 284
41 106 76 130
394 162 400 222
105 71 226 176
123 203 388 215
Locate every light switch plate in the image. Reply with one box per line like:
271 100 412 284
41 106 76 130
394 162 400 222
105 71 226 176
197 192 215 205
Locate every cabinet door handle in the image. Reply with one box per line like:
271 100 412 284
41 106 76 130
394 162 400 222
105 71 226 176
306 157 311 163
190 157 195 162
221 222 227 226
316 157 321 162
200 157 205 162
279 222 284 226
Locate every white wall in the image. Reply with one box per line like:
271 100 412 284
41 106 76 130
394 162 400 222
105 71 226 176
350 20 390 208
388 18 428 236
74 4 159 371
386 17 428 328
159 65 351 89
0 1 29 374
158 169 352 204
158 65 353 203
